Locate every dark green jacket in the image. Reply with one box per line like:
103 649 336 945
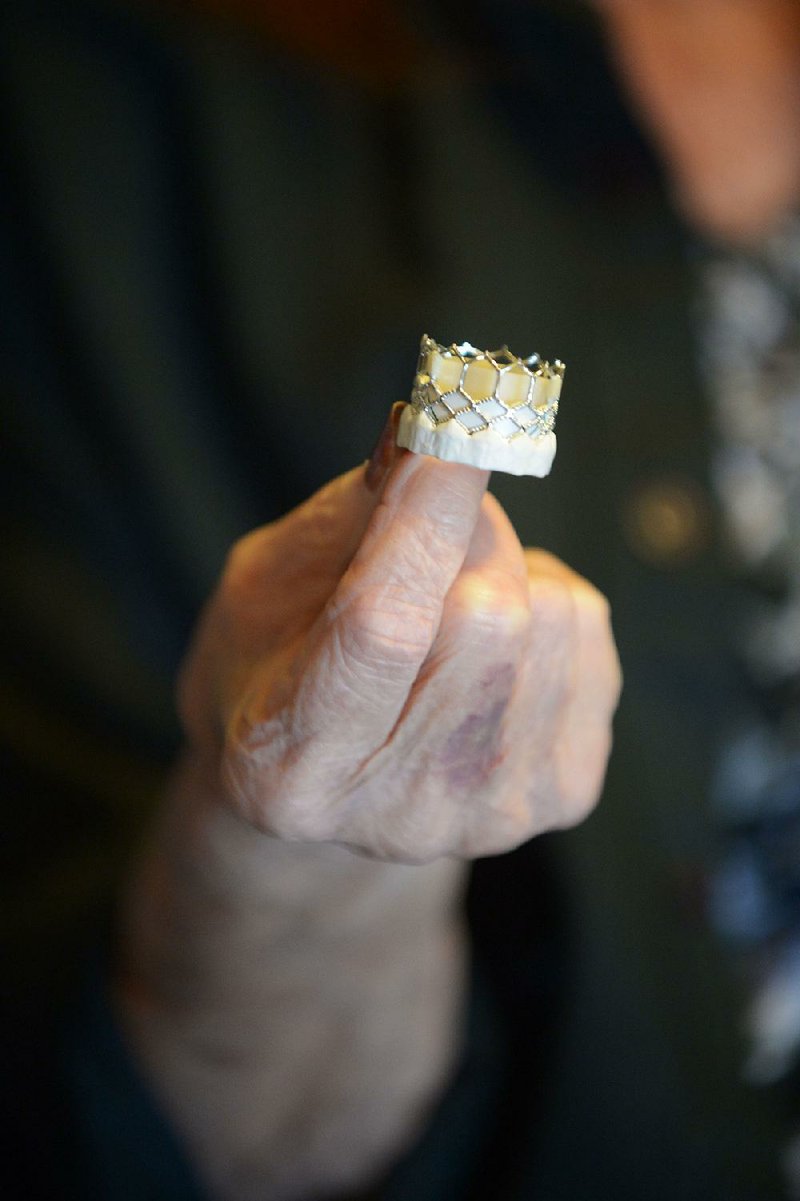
1 0 785 1196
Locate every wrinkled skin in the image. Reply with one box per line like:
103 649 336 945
118 431 621 1199
178 438 621 863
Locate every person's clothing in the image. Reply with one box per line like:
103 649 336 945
699 216 800 1188
0 0 789 1196
701 220 800 1078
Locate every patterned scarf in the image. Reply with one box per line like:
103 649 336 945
700 213 800 1186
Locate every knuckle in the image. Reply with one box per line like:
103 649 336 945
342 585 438 668
475 817 531 859
267 798 333 843
450 572 530 639
525 555 614 638
573 579 613 630
225 758 337 843
559 782 602 830
523 547 566 575
455 797 534 859
528 574 577 635
353 789 456 863
573 589 623 706
554 735 612 830
222 712 332 840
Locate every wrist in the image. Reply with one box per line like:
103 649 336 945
116 749 468 1002
112 750 470 1201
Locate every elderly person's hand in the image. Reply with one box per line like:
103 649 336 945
178 406 620 862
117 407 619 1201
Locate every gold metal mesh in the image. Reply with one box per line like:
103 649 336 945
410 334 564 441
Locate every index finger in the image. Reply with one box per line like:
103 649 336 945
293 449 490 753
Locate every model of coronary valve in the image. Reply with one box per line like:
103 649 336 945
397 334 564 477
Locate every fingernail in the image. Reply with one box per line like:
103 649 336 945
364 401 406 491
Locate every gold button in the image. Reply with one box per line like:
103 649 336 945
623 475 713 568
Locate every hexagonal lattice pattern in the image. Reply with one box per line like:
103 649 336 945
410 335 563 441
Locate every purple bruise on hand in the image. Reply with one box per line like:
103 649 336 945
439 664 514 790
